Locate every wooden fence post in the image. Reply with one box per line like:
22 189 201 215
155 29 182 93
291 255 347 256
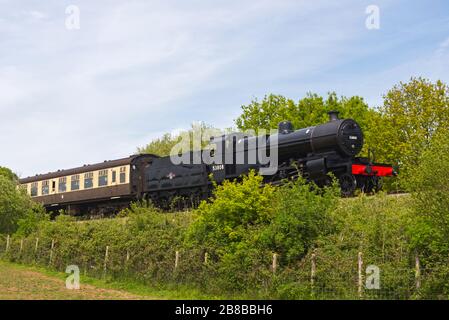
34 238 39 253
126 249 130 262
5 235 10 253
20 239 24 254
103 246 109 274
358 252 363 298
175 250 179 270
272 253 278 274
49 239 55 266
311 252 316 287
415 255 421 290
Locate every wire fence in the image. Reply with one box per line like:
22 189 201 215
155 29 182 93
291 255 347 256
0 233 446 300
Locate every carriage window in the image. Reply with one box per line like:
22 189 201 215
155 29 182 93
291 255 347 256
31 182 38 197
71 175 80 190
58 177 67 193
84 172 93 189
98 170 108 187
42 180 49 195
119 167 126 183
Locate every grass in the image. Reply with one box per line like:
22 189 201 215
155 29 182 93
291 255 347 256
0 260 147 299
0 260 221 300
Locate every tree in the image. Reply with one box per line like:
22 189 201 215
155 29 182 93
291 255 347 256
0 166 47 235
235 94 297 133
137 133 181 157
0 175 33 234
138 122 222 156
371 78 449 179
235 92 378 156
0 167 17 182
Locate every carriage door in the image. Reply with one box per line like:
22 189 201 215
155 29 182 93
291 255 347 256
111 170 117 185
51 180 56 194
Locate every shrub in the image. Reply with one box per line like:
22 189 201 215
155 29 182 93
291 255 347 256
407 129 449 267
0 174 46 235
260 177 339 264
186 171 276 250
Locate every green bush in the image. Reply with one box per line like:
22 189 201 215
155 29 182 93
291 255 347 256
401 128 449 298
186 171 276 249
0 173 46 235
260 178 339 264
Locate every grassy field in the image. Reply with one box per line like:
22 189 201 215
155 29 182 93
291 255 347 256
0 260 222 300
0 260 157 300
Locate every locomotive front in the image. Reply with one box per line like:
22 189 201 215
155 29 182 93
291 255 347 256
275 111 364 160
310 111 364 157
274 111 396 195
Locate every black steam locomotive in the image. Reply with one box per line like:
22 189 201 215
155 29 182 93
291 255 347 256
20 112 395 215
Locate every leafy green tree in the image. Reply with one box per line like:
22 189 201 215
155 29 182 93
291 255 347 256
0 166 17 181
372 77 449 178
235 94 298 133
0 166 47 235
138 133 181 157
138 122 222 156
235 92 378 156
0 175 33 234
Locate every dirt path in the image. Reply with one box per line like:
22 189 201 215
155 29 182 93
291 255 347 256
0 261 152 300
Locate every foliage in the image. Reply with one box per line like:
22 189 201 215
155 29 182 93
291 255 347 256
406 128 449 261
15 205 49 237
234 92 378 156
235 92 372 131
2 184 447 299
186 171 276 249
309 194 414 299
0 174 46 235
372 77 449 183
138 133 182 157
0 167 17 182
185 172 341 291
235 94 298 133
138 122 222 156
260 178 339 263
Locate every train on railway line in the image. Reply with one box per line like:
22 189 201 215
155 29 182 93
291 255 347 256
19 111 396 216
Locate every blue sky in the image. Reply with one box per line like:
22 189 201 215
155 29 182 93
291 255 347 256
1 0 449 177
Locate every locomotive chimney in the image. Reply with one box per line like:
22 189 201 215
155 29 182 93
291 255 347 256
328 110 340 122
278 121 294 134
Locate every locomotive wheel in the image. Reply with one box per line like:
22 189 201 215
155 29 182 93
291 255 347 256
339 173 357 197
358 178 374 194
374 177 383 192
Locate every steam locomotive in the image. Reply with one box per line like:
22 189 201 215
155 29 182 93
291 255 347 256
19 112 395 215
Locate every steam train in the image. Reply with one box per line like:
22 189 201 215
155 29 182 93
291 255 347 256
19 112 395 215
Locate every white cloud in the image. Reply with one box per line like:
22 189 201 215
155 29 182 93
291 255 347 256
27 10 47 20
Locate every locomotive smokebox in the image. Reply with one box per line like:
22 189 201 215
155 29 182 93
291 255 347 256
328 110 340 122
278 121 294 134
